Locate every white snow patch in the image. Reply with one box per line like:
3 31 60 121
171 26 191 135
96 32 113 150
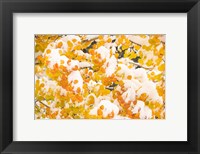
61 35 81 43
122 88 135 103
55 40 68 51
89 100 119 118
131 100 152 119
123 79 141 91
74 50 85 56
117 64 133 77
111 45 116 54
68 71 83 92
132 68 148 83
44 49 69 69
47 42 56 49
137 81 163 104
88 80 97 91
127 35 149 46
67 60 80 71
37 76 67 96
95 46 110 60
131 100 145 114
85 35 98 40
105 55 117 76
74 50 91 59
79 62 92 68
140 106 152 119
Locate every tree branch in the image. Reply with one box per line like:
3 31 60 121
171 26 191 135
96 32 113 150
35 100 50 108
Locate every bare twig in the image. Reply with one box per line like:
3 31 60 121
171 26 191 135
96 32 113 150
80 66 92 69
129 40 142 47
82 37 98 43
118 59 154 70
35 100 50 108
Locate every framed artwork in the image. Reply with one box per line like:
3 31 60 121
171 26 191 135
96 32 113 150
0 0 200 154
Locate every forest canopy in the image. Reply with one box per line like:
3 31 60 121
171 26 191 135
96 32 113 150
34 34 165 120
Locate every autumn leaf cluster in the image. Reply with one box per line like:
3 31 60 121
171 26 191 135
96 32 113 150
35 34 165 119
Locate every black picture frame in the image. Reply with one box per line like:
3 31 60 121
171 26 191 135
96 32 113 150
0 0 200 154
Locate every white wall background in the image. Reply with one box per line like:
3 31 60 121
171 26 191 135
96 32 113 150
13 13 187 141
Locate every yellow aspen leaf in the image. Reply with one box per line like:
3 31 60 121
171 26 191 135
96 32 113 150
158 63 165 71
146 59 153 66
134 44 141 51
138 59 144 65
67 41 73 48
127 75 132 80
57 41 63 48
